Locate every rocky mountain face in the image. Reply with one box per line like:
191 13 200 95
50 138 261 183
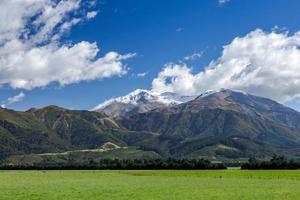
1 89 300 162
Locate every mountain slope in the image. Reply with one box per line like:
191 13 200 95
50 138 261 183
196 89 300 128
27 106 126 149
0 107 69 159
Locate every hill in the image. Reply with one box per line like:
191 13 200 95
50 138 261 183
0 106 159 162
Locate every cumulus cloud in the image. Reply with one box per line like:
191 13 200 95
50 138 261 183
1 92 25 108
0 0 134 90
152 63 197 96
152 29 300 103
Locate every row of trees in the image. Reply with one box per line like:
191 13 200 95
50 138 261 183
0 158 226 170
241 155 300 169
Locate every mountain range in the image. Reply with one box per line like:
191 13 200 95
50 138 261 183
1 89 300 165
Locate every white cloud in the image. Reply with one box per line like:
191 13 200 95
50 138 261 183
183 52 203 61
0 0 134 90
137 72 147 77
152 29 300 103
218 0 230 5
7 92 25 104
152 63 197 96
1 92 25 108
86 11 98 19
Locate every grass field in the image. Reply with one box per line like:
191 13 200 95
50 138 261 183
1 170 300 200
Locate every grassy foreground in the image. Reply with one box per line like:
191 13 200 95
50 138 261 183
1 170 300 200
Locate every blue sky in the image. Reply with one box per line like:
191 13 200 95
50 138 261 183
1 0 300 110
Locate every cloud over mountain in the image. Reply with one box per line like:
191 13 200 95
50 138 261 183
152 29 300 103
0 0 134 90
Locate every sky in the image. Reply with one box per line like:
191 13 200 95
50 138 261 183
1 0 300 111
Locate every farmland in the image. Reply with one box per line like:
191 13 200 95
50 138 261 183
1 170 300 200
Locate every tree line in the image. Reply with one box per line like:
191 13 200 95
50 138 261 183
0 158 226 170
241 155 300 169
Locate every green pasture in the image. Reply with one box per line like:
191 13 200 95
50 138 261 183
0 170 300 200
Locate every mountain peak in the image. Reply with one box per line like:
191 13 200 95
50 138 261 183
92 89 158 111
26 105 67 113
92 89 196 117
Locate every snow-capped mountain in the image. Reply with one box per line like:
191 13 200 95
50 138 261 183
92 89 196 117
